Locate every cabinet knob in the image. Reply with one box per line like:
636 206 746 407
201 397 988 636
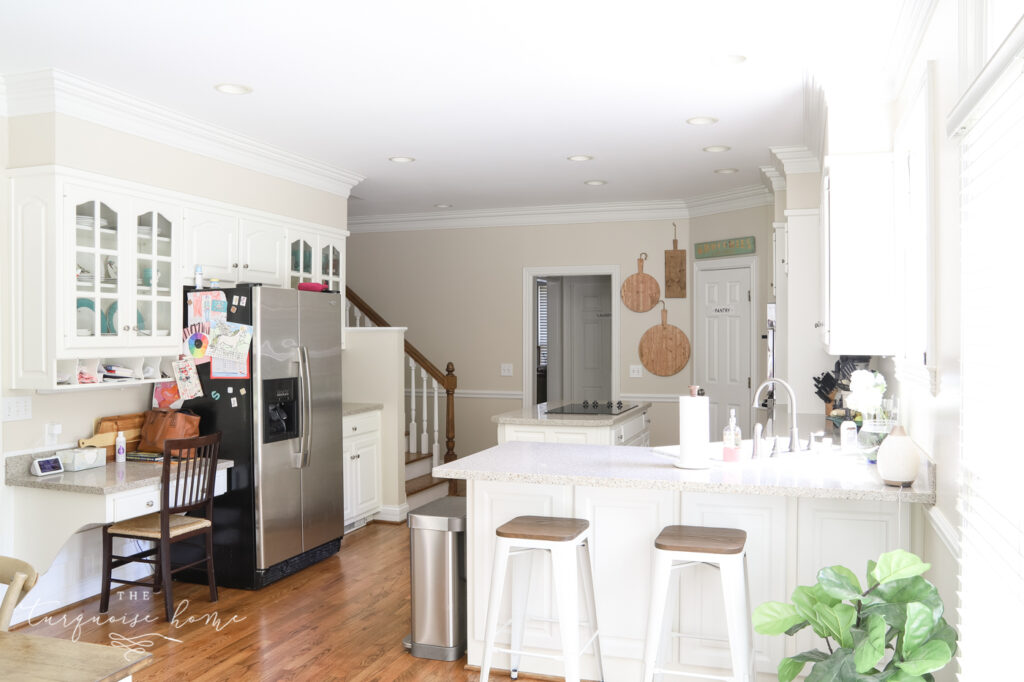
232 262 239 268
814 321 824 329
351 426 357 431
243 264 249 269
122 325 130 332
132 325 138 332
146 500 154 507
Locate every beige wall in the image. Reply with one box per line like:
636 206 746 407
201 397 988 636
348 206 774 453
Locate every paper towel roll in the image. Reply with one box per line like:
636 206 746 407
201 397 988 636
677 395 710 469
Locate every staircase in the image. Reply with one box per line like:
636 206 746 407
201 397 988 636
345 287 460 510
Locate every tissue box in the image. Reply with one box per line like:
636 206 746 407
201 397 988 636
59 447 106 471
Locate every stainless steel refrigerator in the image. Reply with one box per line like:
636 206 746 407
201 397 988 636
177 285 344 589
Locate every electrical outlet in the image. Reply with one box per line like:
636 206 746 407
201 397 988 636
2 396 32 422
629 365 643 378
500 363 514 377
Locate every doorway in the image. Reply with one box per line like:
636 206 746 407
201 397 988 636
693 257 755 434
523 266 620 407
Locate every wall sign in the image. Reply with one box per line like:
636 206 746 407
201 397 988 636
694 236 756 259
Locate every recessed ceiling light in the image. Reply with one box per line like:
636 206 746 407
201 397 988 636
567 154 593 161
214 83 252 95
388 156 416 163
719 54 747 65
714 168 739 174
584 179 607 186
434 203 452 208
702 145 731 153
687 116 718 126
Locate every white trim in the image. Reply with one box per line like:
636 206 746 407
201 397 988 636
893 357 941 396
454 390 524 400
522 265 620 408
373 504 410 523
783 208 821 218
769 145 821 175
348 185 773 233
927 505 961 560
3 69 363 196
0 76 7 118
759 166 787 193
889 0 942 93
947 15 1024 135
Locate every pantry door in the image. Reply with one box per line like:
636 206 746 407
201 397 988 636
695 260 754 434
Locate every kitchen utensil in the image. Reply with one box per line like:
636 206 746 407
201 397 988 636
664 223 686 298
620 252 660 312
80 412 145 461
638 301 691 376
78 428 142 460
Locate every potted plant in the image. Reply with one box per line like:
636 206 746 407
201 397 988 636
752 549 957 681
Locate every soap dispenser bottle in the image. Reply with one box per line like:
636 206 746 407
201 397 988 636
115 431 126 463
722 409 741 461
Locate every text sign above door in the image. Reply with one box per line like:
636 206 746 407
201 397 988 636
694 236 756 259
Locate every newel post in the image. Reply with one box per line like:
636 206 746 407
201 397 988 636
444 362 458 496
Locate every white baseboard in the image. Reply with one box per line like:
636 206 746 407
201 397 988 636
373 504 409 523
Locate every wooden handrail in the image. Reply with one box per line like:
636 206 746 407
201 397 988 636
345 286 459 495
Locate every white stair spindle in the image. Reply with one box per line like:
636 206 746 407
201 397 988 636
420 368 429 455
345 300 352 326
355 310 365 327
408 358 418 453
432 379 441 466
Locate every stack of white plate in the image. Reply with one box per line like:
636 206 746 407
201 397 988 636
76 216 110 228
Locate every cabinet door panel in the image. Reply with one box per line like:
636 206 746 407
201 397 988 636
240 218 286 285
351 432 382 516
288 229 319 288
185 208 238 282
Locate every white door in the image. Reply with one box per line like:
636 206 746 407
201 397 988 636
695 264 753 435
564 275 611 403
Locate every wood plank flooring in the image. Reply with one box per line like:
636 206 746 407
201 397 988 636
14 522 479 681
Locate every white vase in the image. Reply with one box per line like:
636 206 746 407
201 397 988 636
875 425 921 487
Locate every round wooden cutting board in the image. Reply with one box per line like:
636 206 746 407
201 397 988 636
621 253 660 312
639 308 691 376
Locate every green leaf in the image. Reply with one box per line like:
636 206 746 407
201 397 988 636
819 565 865 601
812 603 857 649
753 601 804 635
867 559 879 588
861 577 943 629
887 672 927 682
792 584 839 638
873 550 931 585
805 648 854 682
924 617 958 658
855 614 887 673
895 640 952 676
902 602 937 657
779 651 829 682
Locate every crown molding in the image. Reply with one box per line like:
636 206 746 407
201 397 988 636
759 165 787 193
349 184 774 233
889 0 940 94
769 145 821 176
2 69 364 196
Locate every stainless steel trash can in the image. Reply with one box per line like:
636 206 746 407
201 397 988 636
404 496 467 661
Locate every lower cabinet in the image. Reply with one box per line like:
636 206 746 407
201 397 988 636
497 408 650 446
343 410 383 526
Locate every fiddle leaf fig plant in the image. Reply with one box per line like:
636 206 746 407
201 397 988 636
753 549 957 682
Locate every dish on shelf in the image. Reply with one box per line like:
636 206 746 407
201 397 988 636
76 298 104 336
75 216 110 228
102 301 146 334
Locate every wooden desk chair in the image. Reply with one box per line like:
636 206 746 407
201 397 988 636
0 556 39 631
100 432 222 621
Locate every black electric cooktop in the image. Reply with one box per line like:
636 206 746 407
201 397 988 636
545 400 637 415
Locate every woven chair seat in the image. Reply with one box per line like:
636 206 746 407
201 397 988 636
108 513 211 540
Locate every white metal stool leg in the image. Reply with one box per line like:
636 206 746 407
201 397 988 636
480 539 511 682
508 549 534 680
550 541 581 682
641 548 673 682
719 553 755 682
577 540 604 682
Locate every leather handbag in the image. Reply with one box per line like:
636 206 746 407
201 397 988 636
137 408 201 454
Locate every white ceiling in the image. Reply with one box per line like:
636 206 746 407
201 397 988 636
0 1 903 223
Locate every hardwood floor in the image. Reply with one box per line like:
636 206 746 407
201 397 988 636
15 522 479 681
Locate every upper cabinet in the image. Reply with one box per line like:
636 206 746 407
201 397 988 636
820 153 900 356
288 229 345 291
184 210 287 286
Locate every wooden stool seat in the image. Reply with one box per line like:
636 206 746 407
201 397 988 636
654 525 747 554
496 515 589 542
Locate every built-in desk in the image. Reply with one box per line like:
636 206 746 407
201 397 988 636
5 455 233 572
0 629 151 681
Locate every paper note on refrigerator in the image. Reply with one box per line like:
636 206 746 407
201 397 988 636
172 358 203 400
207 321 253 363
186 290 228 326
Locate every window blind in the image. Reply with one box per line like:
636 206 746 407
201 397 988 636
956 52 1024 681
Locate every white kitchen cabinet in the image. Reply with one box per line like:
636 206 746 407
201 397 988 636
185 209 287 286
239 218 288 284
10 170 182 389
289 229 345 291
343 410 383 525
820 153 900 355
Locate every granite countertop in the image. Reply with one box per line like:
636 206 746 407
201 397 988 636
343 402 383 417
492 401 653 427
433 441 935 504
5 454 234 495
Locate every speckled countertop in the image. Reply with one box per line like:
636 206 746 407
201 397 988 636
433 441 935 504
5 454 234 495
492 401 653 427
343 402 383 417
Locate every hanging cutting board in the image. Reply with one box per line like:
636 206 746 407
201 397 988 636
81 412 145 461
620 252 660 312
665 222 686 298
638 304 691 376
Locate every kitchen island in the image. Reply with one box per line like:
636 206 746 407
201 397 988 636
434 441 934 681
492 401 652 446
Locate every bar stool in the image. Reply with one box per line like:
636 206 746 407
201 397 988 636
641 525 754 682
479 515 604 682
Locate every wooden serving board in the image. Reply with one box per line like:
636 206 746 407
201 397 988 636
638 308 691 376
621 254 660 312
665 224 686 298
80 412 145 461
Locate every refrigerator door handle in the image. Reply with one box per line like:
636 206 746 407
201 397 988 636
299 345 313 468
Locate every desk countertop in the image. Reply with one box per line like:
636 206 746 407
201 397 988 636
434 441 935 504
5 455 234 495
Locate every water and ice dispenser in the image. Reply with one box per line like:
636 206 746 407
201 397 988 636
263 377 300 443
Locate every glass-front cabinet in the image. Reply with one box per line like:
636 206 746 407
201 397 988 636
289 232 317 288
289 230 345 291
67 186 180 351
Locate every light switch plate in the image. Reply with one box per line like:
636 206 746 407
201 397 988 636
629 365 643 378
2 396 32 422
500 363 514 377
